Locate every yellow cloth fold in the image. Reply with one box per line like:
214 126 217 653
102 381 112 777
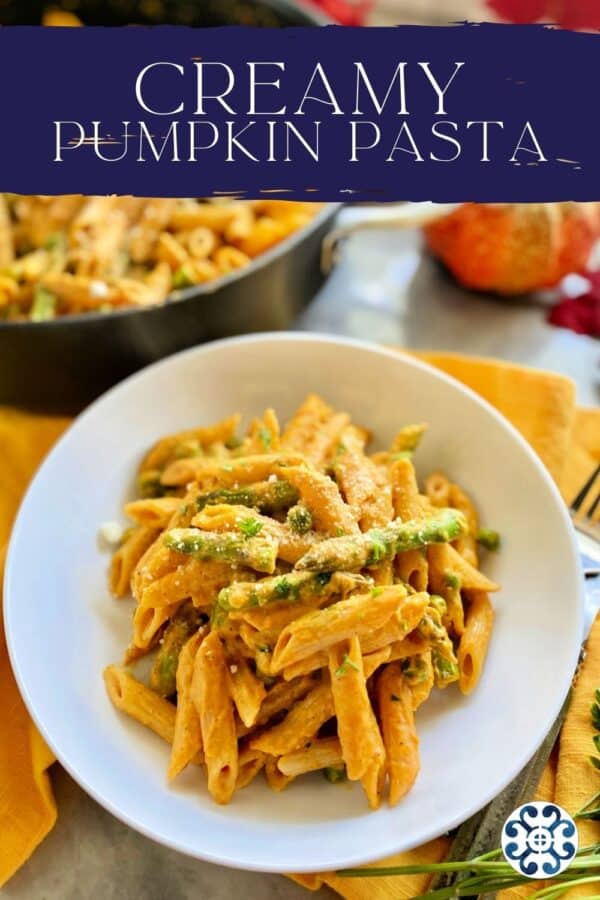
0 411 70 887
0 354 598 892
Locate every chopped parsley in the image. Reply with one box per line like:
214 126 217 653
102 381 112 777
371 586 384 597
335 654 360 679
274 576 292 598
258 427 272 450
172 266 194 289
239 517 264 538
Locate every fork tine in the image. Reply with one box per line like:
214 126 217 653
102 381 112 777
588 491 600 520
570 463 600 513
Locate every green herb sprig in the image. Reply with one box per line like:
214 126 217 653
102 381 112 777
575 688 600 821
338 842 600 899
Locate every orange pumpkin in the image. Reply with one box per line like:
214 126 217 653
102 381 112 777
424 202 600 295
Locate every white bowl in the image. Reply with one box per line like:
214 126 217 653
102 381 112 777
4 333 583 873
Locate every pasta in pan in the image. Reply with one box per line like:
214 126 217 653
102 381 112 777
0 195 321 321
102 394 501 808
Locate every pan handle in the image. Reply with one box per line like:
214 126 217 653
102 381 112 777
321 201 461 273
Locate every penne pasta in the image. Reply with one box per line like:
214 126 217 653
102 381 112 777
227 655 267 728
109 525 161 598
102 392 501 810
278 737 344 777
458 590 495 695
192 631 238 804
124 497 182 529
250 681 334 757
168 628 207 779
377 663 420 805
283 466 359 536
271 584 406 672
104 665 176 745
328 636 385 784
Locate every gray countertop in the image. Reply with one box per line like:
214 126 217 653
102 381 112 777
3 224 598 900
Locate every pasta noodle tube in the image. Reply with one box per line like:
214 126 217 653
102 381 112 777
236 745 267 789
395 548 429 592
191 632 238 804
132 600 182 650
390 457 423 521
164 527 278 574
160 451 306 489
377 663 420 806
402 651 435 710
425 471 451 507
109 526 161 597
169 628 207 780
124 497 181 529
141 414 241 471
427 543 500 593
280 393 333 452
457 590 495 695
280 594 429 681
297 411 351 469
251 676 317 731
250 682 334 757
103 665 176 745
140 559 233 610
449 483 480 567
271 584 406 673
328 637 385 785
283 466 359 537
227 655 267 728
265 756 294 791
278 737 344 777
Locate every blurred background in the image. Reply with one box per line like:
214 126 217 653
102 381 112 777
367 0 490 25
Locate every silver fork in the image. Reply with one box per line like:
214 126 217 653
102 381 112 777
569 462 600 578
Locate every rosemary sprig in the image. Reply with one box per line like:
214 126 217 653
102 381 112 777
575 688 600 821
337 843 600 899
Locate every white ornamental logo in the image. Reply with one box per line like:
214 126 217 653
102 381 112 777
501 802 578 879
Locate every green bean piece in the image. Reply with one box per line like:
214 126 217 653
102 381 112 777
164 527 278 573
216 570 372 617
286 504 313 535
295 508 468 573
195 479 299 515
149 603 204 697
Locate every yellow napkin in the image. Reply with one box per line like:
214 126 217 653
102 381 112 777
0 354 598 893
0 411 70 886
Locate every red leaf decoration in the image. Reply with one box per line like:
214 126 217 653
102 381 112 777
556 0 600 29
487 0 600 28
486 0 548 23
548 272 600 337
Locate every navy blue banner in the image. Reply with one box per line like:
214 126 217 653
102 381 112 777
0 23 598 200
